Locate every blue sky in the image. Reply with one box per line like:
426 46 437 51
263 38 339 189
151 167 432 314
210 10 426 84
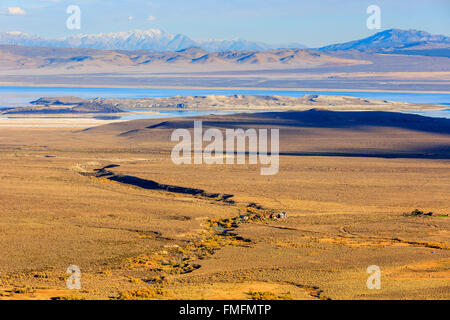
1 0 449 47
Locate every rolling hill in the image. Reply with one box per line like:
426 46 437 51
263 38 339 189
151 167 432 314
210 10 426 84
0 45 365 70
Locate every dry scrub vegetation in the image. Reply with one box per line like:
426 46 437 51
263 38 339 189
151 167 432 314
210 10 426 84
0 111 449 299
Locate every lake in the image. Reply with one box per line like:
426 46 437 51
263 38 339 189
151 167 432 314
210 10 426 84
0 86 449 120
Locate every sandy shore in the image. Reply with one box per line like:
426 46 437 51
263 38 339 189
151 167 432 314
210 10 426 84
0 118 110 127
0 110 166 127
1 82 449 94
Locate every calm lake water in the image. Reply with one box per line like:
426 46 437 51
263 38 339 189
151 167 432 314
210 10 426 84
0 86 449 119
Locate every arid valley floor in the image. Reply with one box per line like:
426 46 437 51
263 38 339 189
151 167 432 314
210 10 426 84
0 109 449 300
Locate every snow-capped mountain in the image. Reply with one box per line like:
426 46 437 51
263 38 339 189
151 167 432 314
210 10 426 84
0 31 57 47
0 29 306 52
62 29 197 51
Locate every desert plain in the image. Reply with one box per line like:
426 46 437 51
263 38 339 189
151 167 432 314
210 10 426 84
0 105 449 300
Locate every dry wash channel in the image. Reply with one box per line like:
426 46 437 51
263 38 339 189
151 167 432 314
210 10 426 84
75 164 327 300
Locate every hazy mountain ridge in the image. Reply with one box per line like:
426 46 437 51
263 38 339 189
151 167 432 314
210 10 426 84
0 29 306 52
3 28 449 57
319 29 450 56
2 28 450 77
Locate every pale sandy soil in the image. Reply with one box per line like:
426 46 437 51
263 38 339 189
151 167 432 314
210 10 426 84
0 111 163 127
1 82 449 94
0 117 110 127
96 94 445 111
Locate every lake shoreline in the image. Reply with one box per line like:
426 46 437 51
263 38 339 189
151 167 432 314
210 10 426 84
1 82 450 94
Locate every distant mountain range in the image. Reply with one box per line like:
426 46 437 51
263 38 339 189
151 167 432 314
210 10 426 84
319 29 450 56
1 28 449 67
0 29 306 52
0 45 368 71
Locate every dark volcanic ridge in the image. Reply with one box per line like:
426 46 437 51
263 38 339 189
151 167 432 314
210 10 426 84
90 108 450 135
1 97 123 115
80 108 450 160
